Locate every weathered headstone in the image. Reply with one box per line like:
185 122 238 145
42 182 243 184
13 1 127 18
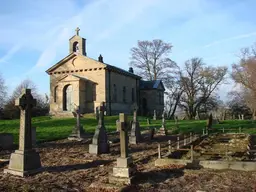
4 89 41 177
241 114 244 120
68 106 85 141
158 111 167 135
129 104 142 144
0 133 13 149
95 106 99 121
153 110 157 120
147 118 151 127
109 113 136 185
116 119 120 132
89 102 109 154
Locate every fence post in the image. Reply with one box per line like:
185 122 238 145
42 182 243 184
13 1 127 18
158 143 161 159
168 140 172 153
177 136 180 149
191 145 193 161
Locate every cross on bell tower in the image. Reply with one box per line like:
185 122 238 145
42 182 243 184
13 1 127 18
75 27 80 36
69 27 87 56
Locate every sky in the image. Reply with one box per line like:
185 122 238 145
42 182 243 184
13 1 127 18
1 0 256 101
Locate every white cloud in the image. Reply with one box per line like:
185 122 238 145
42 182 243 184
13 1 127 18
0 44 22 64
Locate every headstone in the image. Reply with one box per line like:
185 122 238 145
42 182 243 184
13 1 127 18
95 106 99 121
129 104 142 144
241 114 244 120
158 111 167 135
89 102 109 154
153 110 157 120
68 106 85 141
4 89 41 177
238 114 241 120
0 133 13 149
147 118 151 127
109 113 136 185
116 120 120 132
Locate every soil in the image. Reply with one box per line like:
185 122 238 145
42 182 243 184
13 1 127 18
0 133 255 192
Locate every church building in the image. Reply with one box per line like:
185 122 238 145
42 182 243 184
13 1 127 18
46 28 165 117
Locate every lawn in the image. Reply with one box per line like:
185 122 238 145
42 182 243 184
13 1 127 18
0 115 256 144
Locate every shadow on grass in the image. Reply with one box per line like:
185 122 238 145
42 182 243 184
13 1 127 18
44 159 114 173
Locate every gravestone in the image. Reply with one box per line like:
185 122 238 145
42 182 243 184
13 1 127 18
0 133 13 149
158 111 167 135
153 110 157 120
95 106 99 121
4 89 41 177
241 114 244 120
109 113 136 185
116 120 120 131
68 106 86 141
89 102 109 154
129 104 142 144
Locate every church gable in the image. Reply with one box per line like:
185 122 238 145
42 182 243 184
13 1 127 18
46 54 107 74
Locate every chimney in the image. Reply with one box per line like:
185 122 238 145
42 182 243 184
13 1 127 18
128 67 134 73
98 54 103 63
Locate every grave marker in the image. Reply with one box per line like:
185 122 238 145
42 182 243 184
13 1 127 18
158 111 167 135
89 102 109 154
68 106 85 141
109 113 136 185
4 89 41 177
129 104 142 144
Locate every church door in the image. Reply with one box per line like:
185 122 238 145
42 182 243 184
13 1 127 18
63 85 73 111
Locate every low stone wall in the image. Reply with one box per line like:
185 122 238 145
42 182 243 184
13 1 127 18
155 158 256 171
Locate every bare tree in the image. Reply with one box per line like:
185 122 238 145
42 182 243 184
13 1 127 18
179 57 227 119
232 43 256 118
129 39 175 82
0 72 7 110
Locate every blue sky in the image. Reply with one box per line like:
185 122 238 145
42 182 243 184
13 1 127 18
1 0 256 100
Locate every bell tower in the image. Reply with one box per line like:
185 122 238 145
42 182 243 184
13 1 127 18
69 27 87 56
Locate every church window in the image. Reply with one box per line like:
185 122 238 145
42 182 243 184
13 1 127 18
113 84 117 102
123 86 126 103
54 86 58 103
132 88 135 102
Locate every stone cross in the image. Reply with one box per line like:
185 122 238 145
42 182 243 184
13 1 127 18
75 27 80 35
132 103 138 122
109 113 136 185
68 106 85 140
119 113 129 158
15 89 36 151
4 89 42 177
129 103 142 144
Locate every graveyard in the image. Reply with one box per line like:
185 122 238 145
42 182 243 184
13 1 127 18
0 89 255 191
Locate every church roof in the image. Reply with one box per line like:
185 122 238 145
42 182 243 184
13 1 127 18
139 80 165 91
46 53 141 79
104 63 141 79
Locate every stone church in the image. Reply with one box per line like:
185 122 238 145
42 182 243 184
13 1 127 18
46 28 165 117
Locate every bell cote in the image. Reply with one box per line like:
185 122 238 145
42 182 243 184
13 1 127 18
69 27 87 56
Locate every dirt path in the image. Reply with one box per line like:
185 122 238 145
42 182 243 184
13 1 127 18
0 135 255 192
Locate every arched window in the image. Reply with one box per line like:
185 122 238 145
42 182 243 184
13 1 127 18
123 86 126 103
54 86 58 103
73 41 79 53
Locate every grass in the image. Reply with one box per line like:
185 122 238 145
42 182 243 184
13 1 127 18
0 115 256 144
